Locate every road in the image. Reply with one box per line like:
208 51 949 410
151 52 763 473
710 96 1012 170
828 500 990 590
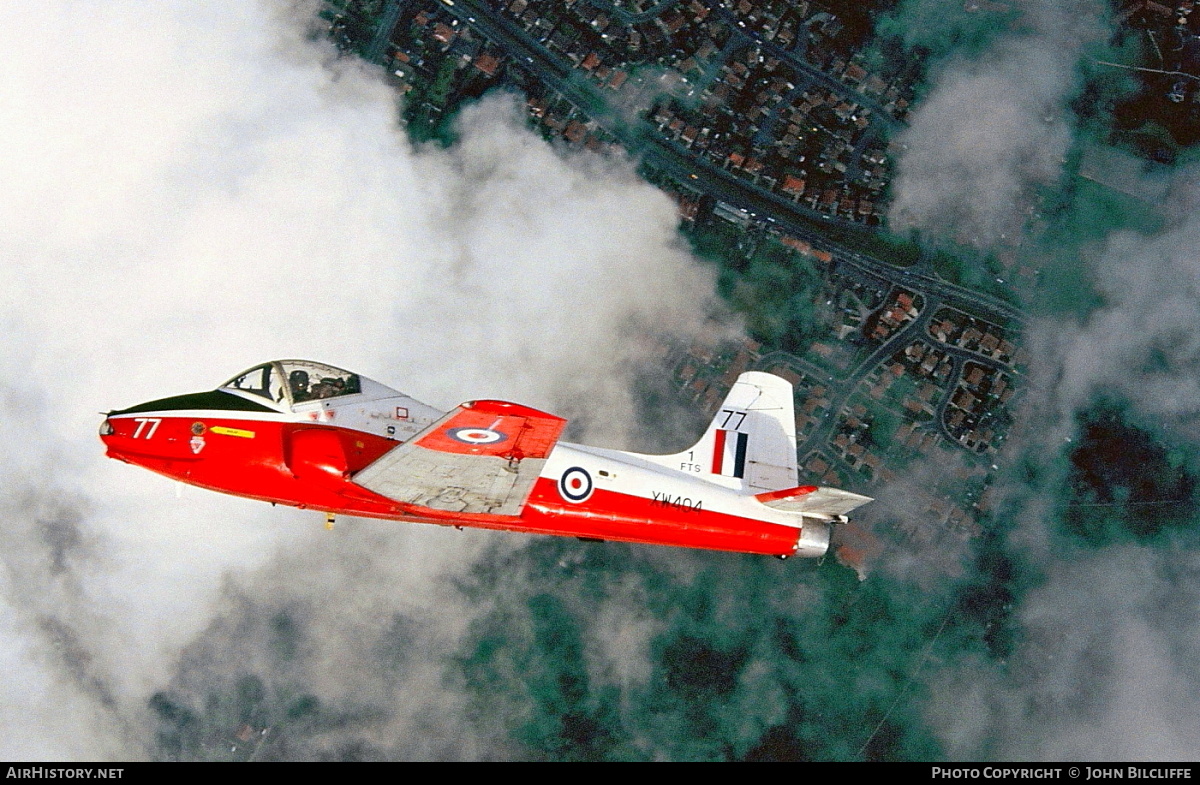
706 3 900 133
422 0 1026 465
757 275 1017 460
354 0 1028 495
432 0 1024 329
366 0 409 63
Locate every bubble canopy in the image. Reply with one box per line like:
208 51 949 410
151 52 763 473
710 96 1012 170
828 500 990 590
221 360 362 408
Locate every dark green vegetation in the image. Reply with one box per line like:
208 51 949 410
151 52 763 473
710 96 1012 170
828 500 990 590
403 58 462 145
1099 15 1200 161
324 0 389 57
1024 175 1161 318
150 617 323 761
686 222 825 352
722 258 823 354
875 0 1022 68
951 514 1024 662
453 539 958 761
1062 401 1198 547
147 533 1014 761
921 243 1012 303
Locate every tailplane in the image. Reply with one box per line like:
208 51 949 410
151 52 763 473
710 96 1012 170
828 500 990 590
755 485 874 521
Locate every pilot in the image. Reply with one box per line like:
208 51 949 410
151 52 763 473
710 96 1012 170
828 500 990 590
289 370 311 402
310 376 339 399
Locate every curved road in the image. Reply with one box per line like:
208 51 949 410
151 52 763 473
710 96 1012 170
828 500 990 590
435 0 1025 328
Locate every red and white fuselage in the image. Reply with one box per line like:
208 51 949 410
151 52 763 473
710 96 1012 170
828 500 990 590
100 360 871 558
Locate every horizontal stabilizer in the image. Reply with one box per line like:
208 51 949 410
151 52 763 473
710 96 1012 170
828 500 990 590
756 485 873 519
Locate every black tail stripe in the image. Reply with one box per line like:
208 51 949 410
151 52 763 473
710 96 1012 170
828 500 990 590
733 432 748 478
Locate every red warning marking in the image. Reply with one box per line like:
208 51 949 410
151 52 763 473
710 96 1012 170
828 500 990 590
755 485 819 504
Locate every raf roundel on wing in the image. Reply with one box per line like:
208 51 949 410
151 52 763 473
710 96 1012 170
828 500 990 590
447 427 508 445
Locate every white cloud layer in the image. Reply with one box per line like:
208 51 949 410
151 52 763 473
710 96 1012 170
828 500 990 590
888 0 1106 246
0 0 723 758
887 0 1200 758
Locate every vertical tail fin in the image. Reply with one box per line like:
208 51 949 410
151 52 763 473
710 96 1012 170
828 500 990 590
673 372 799 492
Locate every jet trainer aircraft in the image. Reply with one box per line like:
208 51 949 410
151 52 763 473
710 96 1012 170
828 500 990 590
100 360 872 558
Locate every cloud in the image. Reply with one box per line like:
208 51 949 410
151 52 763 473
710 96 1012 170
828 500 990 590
20 0 1191 762
884 0 1200 762
1045 202 1200 441
887 0 1107 246
396 98 729 445
927 546 1200 761
0 0 726 758
912 145 1200 763
985 167 1200 758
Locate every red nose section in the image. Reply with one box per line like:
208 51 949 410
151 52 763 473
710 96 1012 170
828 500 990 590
100 413 206 475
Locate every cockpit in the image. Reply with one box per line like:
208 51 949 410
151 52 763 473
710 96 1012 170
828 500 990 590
221 360 363 410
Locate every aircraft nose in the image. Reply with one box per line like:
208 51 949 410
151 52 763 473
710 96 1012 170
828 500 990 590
98 414 132 464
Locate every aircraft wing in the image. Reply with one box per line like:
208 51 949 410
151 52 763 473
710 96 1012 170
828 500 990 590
352 399 566 518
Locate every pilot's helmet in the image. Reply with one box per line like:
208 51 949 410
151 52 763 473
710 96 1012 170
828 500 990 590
289 369 310 390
